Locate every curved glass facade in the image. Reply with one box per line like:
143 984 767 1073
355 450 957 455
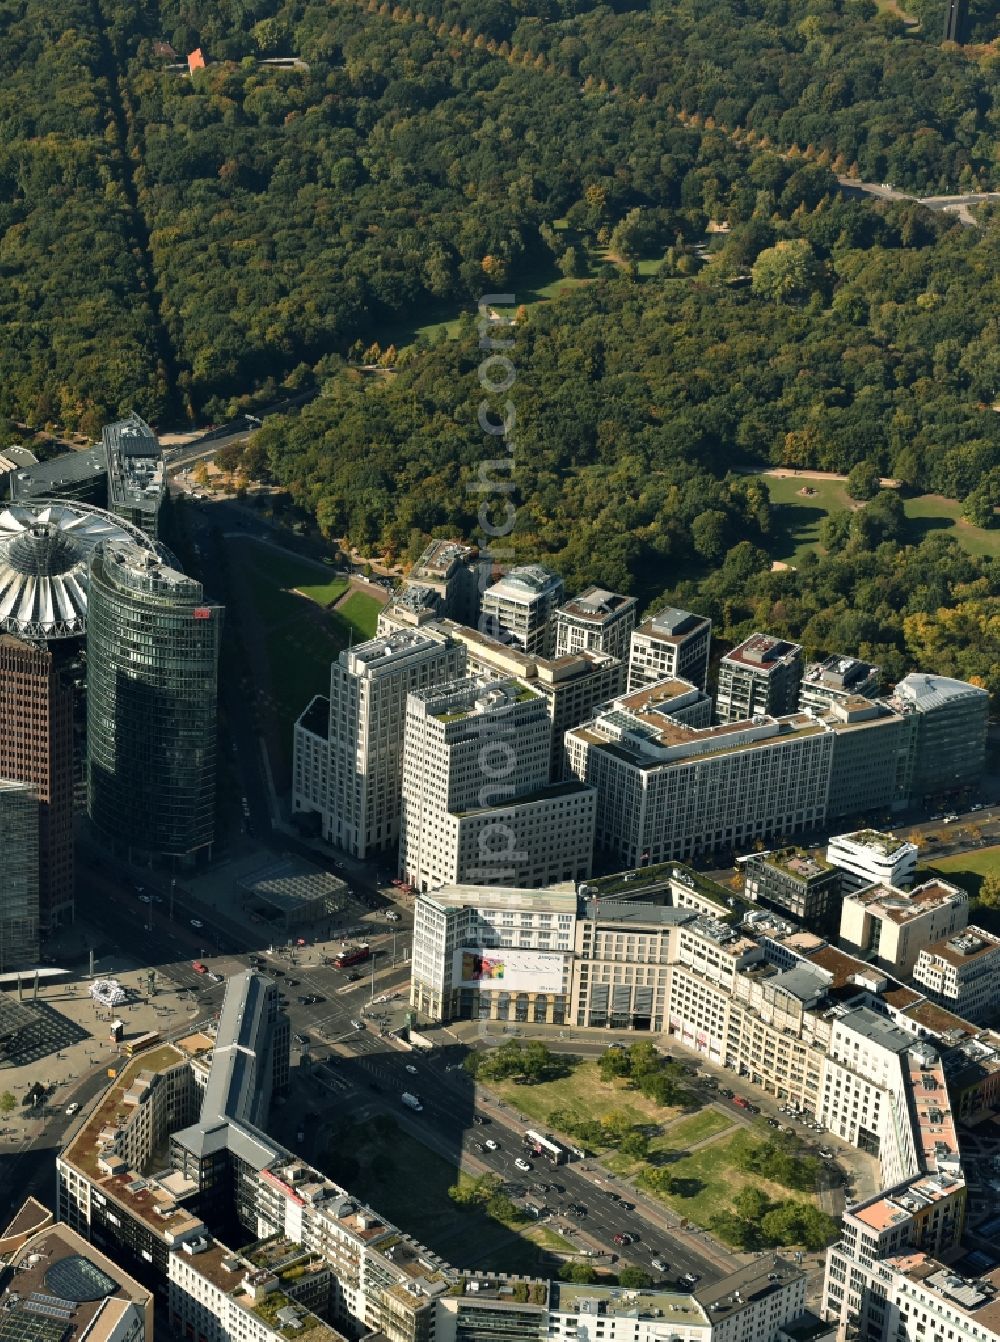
86 543 221 861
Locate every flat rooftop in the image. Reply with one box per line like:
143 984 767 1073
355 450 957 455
424 884 578 915
848 879 965 924
173 1238 344 1341
0 1222 151 1342
761 847 835 879
345 628 450 673
722 632 801 670
887 1254 1000 1338
556 587 635 622
831 830 914 860
296 695 330 740
8 444 107 498
635 606 709 642
60 1044 206 1241
482 564 562 600
411 539 474 580
573 707 825 766
919 927 1000 970
582 900 698 928
454 778 592 817
551 1282 708 1328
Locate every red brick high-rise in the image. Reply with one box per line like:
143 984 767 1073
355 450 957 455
0 634 75 929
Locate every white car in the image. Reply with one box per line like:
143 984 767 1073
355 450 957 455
405 1064 418 1074
484 1138 499 1151
515 1157 532 1172
350 1019 365 1031
65 1102 80 1117
190 919 203 928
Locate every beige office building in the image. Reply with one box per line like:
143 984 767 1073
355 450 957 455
839 879 968 978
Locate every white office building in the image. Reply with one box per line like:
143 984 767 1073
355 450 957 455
627 606 712 693
827 829 919 892
410 883 577 1022
480 564 565 656
912 926 1000 1024
553 586 637 662
566 691 832 866
292 628 465 858
400 677 595 891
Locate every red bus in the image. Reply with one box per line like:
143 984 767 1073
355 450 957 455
333 943 370 970
192 960 207 975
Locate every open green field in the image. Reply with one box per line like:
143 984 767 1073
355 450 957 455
604 1106 737 1176
319 1116 573 1275
920 845 1000 915
230 541 383 775
633 1126 822 1232
757 473 1000 565
336 589 383 639
488 1059 684 1132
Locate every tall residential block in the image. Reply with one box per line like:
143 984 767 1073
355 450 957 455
479 563 565 656
742 846 841 929
0 634 74 928
627 606 712 693
0 778 39 970
553 586 637 663
292 628 466 857
410 884 578 1023
716 632 802 723
400 677 595 891
86 542 221 864
799 653 880 713
912 926 1000 1024
103 412 165 540
443 619 625 780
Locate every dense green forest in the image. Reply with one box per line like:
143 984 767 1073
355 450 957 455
0 0 997 693
0 0 997 429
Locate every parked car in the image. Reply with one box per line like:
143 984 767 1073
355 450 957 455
484 1139 499 1151
651 1257 669 1273
515 1157 532 1172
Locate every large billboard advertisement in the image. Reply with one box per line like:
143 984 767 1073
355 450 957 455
452 948 566 994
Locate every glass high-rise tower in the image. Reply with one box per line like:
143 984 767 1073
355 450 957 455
86 541 222 863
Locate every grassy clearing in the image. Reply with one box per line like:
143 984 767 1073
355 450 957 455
604 1107 737 1176
755 473 1000 564
337 589 383 639
487 1059 684 1132
635 1127 821 1231
524 1224 579 1253
920 845 1000 899
231 540 384 774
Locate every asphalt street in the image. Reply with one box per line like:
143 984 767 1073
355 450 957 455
292 1041 727 1288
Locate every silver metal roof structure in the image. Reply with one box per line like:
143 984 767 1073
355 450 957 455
0 500 156 640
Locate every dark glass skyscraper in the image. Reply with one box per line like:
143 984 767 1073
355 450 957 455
86 541 222 863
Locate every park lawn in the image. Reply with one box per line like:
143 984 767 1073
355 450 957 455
756 474 855 566
230 539 383 772
487 1060 684 1133
337 589 383 639
636 1127 821 1231
919 846 1000 901
901 493 1000 558
604 1107 736 1176
754 472 1000 565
